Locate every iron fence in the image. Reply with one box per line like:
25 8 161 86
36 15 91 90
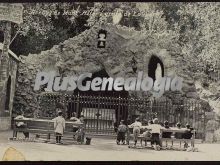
40 93 206 138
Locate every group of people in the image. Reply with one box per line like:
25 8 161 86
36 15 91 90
116 117 194 150
15 110 194 148
14 110 85 145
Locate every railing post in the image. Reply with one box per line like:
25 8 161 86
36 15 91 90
118 95 121 125
165 97 168 121
96 93 101 134
47 121 50 141
76 93 80 118
203 110 206 142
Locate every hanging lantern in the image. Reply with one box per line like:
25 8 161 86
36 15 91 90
97 29 107 48
60 43 64 52
130 57 137 73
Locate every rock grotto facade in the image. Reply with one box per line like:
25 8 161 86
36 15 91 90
13 24 212 135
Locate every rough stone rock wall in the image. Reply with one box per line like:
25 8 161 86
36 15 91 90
13 23 210 117
0 54 18 130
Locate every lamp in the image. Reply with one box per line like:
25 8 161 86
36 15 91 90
131 57 137 73
97 29 107 48
60 43 64 52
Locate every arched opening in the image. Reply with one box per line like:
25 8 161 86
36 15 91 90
67 69 129 134
4 76 11 111
148 55 164 81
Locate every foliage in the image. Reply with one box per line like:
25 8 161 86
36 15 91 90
2 2 219 83
206 119 219 131
9 3 92 55
176 3 220 77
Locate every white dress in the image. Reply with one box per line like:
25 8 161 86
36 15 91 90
53 116 65 135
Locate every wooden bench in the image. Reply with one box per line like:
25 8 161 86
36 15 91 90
160 128 196 149
127 127 151 145
127 126 197 149
13 118 85 144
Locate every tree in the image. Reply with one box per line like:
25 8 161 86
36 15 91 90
177 3 220 79
8 3 93 56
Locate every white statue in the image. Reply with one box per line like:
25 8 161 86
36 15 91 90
155 63 162 81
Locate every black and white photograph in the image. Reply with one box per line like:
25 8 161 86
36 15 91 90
0 2 220 161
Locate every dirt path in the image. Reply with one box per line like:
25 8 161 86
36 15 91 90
1 130 220 161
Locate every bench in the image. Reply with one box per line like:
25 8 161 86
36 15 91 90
127 126 197 149
161 128 196 149
13 118 85 144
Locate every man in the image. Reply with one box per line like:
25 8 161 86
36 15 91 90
53 110 65 144
14 111 29 138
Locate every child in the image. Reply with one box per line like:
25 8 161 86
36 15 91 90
174 122 183 139
14 111 29 138
148 120 153 125
125 119 131 145
149 118 162 150
130 118 142 146
182 124 194 148
53 110 65 144
116 120 127 145
70 116 85 140
79 115 85 123
142 129 152 146
76 126 85 144
182 124 193 139
162 121 172 138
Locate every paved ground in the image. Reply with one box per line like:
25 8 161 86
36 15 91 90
0 130 220 161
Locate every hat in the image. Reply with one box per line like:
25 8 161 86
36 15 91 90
185 123 190 128
153 118 159 124
164 120 169 126
120 120 125 124
176 122 181 127
148 120 153 124
135 118 140 122
58 110 63 115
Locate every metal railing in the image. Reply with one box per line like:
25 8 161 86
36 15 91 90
39 93 206 138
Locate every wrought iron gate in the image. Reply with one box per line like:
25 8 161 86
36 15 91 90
40 93 206 138
65 94 128 135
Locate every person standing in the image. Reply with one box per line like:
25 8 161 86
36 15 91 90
148 118 162 150
75 115 85 143
129 118 142 146
174 122 183 139
116 120 127 145
53 110 65 144
162 121 172 138
182 124 194 148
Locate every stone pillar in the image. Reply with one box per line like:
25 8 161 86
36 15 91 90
205 119 220 143
0 21 11 81
0 21 11 130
